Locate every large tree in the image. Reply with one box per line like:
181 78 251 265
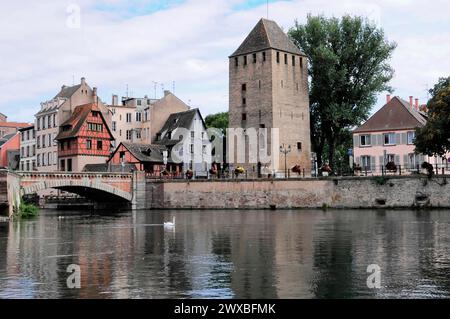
205 112 228 132
414 77 450 157
289 15 396 170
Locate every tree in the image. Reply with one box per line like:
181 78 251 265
289 15 396 171
415 77 450 157
205 112 228 132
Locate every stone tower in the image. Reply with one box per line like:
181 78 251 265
228 18 311 175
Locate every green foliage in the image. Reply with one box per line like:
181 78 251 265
205 112 229 132
414 77 450 157
16 200 39 219
289 15 396 170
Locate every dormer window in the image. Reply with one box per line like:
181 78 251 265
167 131 172 140
156 133 161 141
92 111 99 117
63 125 71 132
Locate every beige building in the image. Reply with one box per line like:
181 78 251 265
228 19 311 175
35 77 111 171
108 90 189 146
19 125 36 171
0 113 30 138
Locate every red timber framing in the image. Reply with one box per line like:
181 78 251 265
56 103 114 160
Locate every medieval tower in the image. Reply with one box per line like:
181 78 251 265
228 18 311 174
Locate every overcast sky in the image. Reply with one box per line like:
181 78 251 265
1 0 449 122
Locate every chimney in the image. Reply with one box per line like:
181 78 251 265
61 85 67 90
409 96 414 108
93 87 97 97
112 94 118 106
386 94 391 103
81 77 86 85
415 98 419 110
164 90 171 97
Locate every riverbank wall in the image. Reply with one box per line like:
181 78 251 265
143 175 450 210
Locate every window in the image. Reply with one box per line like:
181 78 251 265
60 159 65 171
262 51 266 62
190 131 195 138
126 130 132 140
26 146 29 157
126 113 132 123
48 115 52 128
136 130 141 139
408 153 420 170
156 133 161 141
281 80 284 88
190 144 194 153
360 135 371 147
284 54 288 64
361 156 371 170
67 159 72 172
137 100 142 106
48 134 52 147
276 52 280 63
92 111 99 117
300 57 303 69
244 56 247 66
119 151 126 163
241 83 246 91
252 53 257 63
202 145 207 154
53 114 56 127
242 113 247 121
53 152 57 165
48 153 52 166
259 80 261 89
167 131 172 140
235 57 238 67
242 98 246 106
97 140 103 150
42 135 46 148
112 121 116 132
297 142 302 150
292 56 296 66
407 131 416 145
37 154 41 167
37 118 40 130
87 140 92 149
201 132 205 139
136 112 142 122
384 133 396 145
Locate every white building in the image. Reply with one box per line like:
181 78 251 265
19 125 36 171
155 108 212 175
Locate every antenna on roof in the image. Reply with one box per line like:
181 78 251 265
152 81 158 99
126 84 129 98
173 81 175 94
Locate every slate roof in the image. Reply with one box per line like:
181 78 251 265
55 103 113 140
119 142 169 163
155 108 206 146
353 97 428 133
54 84 82 99
230 18 304 57
0 134 16 147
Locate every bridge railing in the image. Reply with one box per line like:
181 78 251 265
17 171 133 179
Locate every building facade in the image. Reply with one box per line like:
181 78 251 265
108 90 189 147
0 114 30 138
35 77 111 172
228 18 311 175
155 108 212 175
0 133 20 169
19 125 36 171
55 103 114 172
353 95 450 174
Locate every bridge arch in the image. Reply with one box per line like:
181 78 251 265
19 172 133 203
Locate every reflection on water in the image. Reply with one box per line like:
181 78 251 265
1 209 450 299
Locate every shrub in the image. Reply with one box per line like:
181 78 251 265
16 201 39 219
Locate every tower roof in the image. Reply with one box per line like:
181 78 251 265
230 18 304 58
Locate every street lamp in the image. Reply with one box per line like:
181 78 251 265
279 144 291 179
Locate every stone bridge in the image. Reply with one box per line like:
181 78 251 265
1 170 147 218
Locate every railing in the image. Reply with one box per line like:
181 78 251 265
330 163 450 177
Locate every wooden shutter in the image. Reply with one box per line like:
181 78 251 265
401 133 407 145
403 154 409 169
355 156 360 166
395 155 400 165
395 133 401 145
371 156 376 172
353 135 360 148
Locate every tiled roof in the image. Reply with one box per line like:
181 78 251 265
0 121 31 128
353 97 427 133
230 18 304 57
55 103 113 140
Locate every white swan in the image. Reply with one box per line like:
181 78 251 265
164 216 176 228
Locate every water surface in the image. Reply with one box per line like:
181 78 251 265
1 209 450 299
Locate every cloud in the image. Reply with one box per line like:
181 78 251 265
0 0 449 122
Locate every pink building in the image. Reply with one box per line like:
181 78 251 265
0 132 20 169
353 95 449 175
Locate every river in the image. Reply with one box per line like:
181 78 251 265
1 209 450 299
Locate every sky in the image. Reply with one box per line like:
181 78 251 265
1 0 449 123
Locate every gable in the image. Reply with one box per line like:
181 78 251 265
354 97 426 133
